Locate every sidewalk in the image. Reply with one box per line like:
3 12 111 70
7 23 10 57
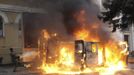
0 65 134 75
0 66 41 75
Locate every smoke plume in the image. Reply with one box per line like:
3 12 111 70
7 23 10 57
24 0 124 47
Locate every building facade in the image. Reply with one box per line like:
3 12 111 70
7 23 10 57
124 26 134 52
0 3 45 64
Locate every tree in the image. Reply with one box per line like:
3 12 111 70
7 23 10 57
99 0 134 32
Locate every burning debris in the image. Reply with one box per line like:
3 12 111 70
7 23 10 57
31 1 129 75
75 40 99 70
37 27 128 75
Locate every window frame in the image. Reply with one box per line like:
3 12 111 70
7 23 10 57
0 16 4 37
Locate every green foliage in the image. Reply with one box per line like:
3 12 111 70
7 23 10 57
99 0 134 32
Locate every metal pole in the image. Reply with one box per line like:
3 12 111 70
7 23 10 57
131 23 134 51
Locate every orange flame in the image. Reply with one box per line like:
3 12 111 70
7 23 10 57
74 27 100 42
38 9 128 75
74 25 128 75
59 47 74 67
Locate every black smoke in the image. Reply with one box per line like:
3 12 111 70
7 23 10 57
23 0 108 48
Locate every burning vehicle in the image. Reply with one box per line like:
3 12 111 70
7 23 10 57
75 40 99 70
28 7 130 75
37 29 128 75
29 7 129 75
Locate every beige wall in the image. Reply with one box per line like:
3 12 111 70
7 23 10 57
0 0 42 8
0 11 23 64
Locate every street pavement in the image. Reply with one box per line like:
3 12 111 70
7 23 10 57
0 64 134 75
0 66 41 75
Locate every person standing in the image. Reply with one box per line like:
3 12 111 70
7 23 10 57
10 48 19 72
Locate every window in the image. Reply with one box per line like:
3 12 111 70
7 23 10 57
0 16 3 36
18 19 23 37
19 19 22 31
124 35 129 51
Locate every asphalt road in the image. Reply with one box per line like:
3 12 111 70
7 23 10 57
0 63 134 75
